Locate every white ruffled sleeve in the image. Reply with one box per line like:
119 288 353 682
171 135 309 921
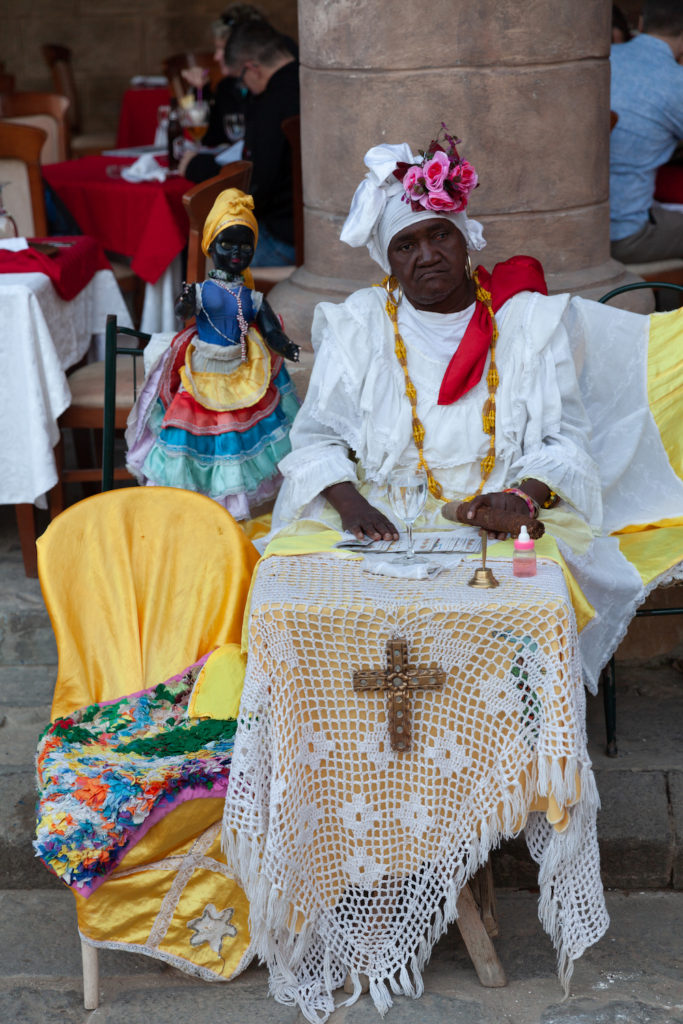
274 293 381 526
501 294 603 528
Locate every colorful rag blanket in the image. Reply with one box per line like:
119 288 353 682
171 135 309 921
34 657 236 895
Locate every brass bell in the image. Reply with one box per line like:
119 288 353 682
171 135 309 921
467 530 500 589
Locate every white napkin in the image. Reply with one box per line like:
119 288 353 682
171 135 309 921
0 237 28 251
363 560 444 580
121 154 167 183
215 140 245 166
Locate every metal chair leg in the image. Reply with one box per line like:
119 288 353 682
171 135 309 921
601 655 617 757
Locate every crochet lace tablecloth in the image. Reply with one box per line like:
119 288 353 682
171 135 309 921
223 555 608 1022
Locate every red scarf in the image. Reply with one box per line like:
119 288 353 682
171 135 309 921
437 255 547 406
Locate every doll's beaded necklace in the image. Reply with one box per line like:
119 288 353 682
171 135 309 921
381 271 499 502
200 273 250 362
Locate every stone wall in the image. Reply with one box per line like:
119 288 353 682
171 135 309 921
0 0 298 134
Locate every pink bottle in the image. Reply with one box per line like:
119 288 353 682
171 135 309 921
513 525 537 577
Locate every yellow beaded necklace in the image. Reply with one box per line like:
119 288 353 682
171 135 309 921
381 270 499 502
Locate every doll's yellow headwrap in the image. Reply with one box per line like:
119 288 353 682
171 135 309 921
201 189 259 256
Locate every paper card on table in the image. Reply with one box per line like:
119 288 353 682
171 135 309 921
336 530 484 554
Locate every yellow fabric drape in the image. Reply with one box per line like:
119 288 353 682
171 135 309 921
647 307 683 478
38 488 259 721
187 643 247 720
75 800 252 979
610 309 683 585
615 518 683 585
179 328 271 411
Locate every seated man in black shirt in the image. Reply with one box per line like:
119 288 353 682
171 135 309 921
183 21 300 267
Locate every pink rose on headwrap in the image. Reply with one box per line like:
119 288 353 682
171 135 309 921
450 160 478 194
420 188 464 212
423 151 450 192
401 164 426 202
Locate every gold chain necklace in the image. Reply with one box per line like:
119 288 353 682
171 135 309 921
381 271 499 502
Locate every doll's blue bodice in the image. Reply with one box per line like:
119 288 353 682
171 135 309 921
196 279 255 348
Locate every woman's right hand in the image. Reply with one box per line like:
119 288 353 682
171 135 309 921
322 482 399 542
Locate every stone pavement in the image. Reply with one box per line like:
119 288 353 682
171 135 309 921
1 502 682 1022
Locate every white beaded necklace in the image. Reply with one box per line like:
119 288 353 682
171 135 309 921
198 275 250 362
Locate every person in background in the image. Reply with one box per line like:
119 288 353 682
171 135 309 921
611 4 632 44
609 0 683 265
221 21 300 266
181 18 300 268
180 5 267 154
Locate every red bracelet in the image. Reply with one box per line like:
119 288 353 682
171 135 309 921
503 487 539 518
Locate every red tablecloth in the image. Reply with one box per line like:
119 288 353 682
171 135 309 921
0 236 110 300
43 157 191 284
116 86 171 148
654 164 683 205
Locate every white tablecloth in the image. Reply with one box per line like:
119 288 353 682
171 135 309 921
139 255 183 334
223 554 609 1021
0 269 131 506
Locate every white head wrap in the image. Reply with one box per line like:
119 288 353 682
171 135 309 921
340 143 486 273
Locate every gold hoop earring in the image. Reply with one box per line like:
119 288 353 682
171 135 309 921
465 254 473 280
383 274 403 308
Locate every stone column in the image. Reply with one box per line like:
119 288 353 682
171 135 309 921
271 0 635 346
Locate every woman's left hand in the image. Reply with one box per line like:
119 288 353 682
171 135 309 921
465 490 530 539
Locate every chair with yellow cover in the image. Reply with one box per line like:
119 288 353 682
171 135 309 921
36 487 260 1007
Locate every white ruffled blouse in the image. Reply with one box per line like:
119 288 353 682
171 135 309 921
274 287 602 530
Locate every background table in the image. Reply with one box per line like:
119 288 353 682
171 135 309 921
43 156 191 333
0 267 131 508
43 156 190 286
116 86 171 148
224 552 608 1021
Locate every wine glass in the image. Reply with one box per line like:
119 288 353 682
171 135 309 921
184 99 210 144
223 112 245 144
387 468 428 563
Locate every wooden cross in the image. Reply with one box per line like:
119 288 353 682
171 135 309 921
353 637 446 751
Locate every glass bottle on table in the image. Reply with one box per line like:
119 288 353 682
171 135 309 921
167 98 184 171
0 183 18 239
513 525 537 577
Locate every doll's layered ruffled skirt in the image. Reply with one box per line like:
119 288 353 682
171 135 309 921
126 325 299 519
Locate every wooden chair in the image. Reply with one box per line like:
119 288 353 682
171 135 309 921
0 91 70 164
181 160 253 283
41 44 115 156
50 319 151 518
597 280 683 756
0 72 15 95
36 487 259 1008
0 121 48 236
